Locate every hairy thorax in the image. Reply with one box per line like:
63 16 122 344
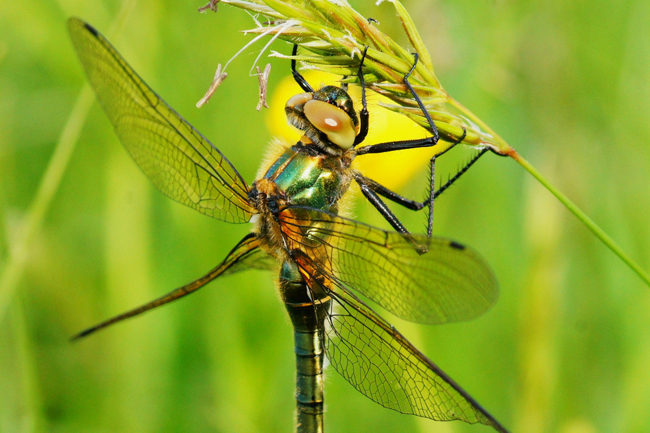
248 141 354 259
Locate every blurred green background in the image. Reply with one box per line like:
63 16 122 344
1 0 650 432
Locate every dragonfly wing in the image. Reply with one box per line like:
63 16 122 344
280 207 498 324
68 18 255 223
72 233 275 340
322 290 508 432
220 234 278 276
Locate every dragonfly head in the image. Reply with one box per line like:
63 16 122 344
285 85 359 154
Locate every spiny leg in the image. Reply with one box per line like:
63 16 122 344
354 145 486 213
354 53 480 237
357 123 468 238
354 135 492 241
356 176 411 234
433 146 489 198
422 126 466 236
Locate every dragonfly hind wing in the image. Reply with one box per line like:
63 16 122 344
280 207 498 325
68 18 255 224
71 234 275 340
285 212 509 431
323 291 509 432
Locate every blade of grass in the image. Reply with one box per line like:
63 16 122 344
448 97 650 286
0 0 138 321
512 151 650 286
0 85 95 321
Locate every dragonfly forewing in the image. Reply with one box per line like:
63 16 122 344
68 18 255 224
280 207 498 325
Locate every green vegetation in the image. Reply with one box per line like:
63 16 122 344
1 0 649 432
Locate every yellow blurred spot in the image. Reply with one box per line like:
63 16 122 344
265 71 444 191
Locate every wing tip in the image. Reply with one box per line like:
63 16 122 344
449 240 466 251
83 22 99 37
67 17 99 38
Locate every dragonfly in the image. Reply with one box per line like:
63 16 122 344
68 17 508 433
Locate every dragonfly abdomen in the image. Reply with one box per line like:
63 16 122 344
280 260 330 433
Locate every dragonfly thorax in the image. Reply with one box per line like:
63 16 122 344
257 144 353 212
285 86 359 154
248 178 287 217
249 143 353 258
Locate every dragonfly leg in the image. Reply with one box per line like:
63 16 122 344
354 124 466 232
354 130 486 238
355 174 426 211
353 46 370 145
433 146 489 199
291 44 314 93
355 175 429 253
356 177 412 233
422 127 466 236
353 53 479 235
354 52 443 154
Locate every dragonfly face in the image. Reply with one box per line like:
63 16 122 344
286 85 359 153
68 17 508 433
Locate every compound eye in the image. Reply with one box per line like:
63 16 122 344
303 100 356 150
285 92 313 112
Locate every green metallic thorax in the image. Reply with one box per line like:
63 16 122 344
263 144 352 214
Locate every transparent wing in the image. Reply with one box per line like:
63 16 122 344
322 289 508 432
68 18 255 223
280 207 498 325
283 209 507 430
72 234 275 340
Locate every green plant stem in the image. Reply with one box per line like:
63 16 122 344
512 151 650 287
447 97 513 155
0 86 95 321
448 96 650 286
0 0 137 321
